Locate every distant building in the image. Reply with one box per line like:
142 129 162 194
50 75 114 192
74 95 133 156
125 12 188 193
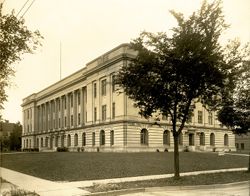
0 121 15 138
0 121 22 151
21 43 236 152
235 133 250 152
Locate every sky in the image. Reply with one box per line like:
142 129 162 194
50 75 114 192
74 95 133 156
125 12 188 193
1 0 250 124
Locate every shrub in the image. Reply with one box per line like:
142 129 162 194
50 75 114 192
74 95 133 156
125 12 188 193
22 148 39 152
156 149 160 152
57 147 68 152
77 147 81 152
81 147 85 152
184 146 189 152
2 188 39 196
164 148 168 152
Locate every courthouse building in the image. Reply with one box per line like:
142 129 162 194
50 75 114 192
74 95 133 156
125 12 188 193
21 43 236 152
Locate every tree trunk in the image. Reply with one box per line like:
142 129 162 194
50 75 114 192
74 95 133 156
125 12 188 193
173 133 180 179
248 152 250 172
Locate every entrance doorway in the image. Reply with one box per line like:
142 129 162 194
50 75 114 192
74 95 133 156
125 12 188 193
189 134 194 146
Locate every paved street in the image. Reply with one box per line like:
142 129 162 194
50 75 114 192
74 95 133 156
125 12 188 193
121 181 250 196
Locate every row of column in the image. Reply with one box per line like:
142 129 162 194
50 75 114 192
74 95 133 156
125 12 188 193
36 87 87 133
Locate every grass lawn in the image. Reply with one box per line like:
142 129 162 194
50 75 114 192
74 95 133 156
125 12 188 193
1 152 248 181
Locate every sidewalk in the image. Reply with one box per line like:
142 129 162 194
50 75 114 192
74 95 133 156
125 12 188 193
63 167 248 188
0 167 90 196
0 167 248 196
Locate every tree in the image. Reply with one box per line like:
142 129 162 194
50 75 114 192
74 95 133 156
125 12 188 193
0 121 22 151
116 0 249 178
9 121 22 151
218 59 250 134
0 3 43 111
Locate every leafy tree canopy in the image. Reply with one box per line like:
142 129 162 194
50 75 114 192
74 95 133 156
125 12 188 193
0 3 43 111
218 59 250 134
116 0 249 178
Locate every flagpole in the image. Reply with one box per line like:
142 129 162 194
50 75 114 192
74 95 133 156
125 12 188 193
60 41 62 80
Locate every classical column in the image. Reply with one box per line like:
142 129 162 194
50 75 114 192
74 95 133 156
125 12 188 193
41 104 44 132
66 94 70 128
55 99 58 129
83 87 87 124
73 90 77 127
80 88 84 126
46 102 49 132
60 96 63 129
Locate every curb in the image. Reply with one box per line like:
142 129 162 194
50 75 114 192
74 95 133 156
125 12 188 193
85 181 250 196
86 188 145 196
144 180 250 192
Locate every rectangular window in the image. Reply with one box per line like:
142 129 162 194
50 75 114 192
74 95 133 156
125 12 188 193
58 100 60 111
94 107 97 122
71 115 73 126
236 143 239 149
70 94 73 107
93 83 97 98
78 92 80 105
78 113 80 125
102 105 107 121
208 112 213 125
241 143 244 150
64 97 67 110
112 102 115 119
198 111 203 124
112 75 116 92
64 116 67 127
162 114 168 120
58 118 61 128
101 79 106 96
92 132 95 146
27 110 29 119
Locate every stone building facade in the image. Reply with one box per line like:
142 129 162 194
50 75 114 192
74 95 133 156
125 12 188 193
21 43 236 152
235 133 250 152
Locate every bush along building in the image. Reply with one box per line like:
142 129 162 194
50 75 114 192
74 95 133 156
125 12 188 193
21 44 236 152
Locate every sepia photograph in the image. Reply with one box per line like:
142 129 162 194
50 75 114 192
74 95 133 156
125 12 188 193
0 0 249 195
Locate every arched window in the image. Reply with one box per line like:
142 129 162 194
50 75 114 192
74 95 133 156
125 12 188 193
110 130 114 146
61 135 64 147
67 134 71 147
82 132 86 146
163 130 170 145
92 132 95 146
178 132 183 145
45 137 48 147
224 134 229 146
140 129 148 145
100 130 105 145
200 132 205 146
37 138 39 148
210 133 215 146
55 136 58 147
41 138 43 147
74 134 78 146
